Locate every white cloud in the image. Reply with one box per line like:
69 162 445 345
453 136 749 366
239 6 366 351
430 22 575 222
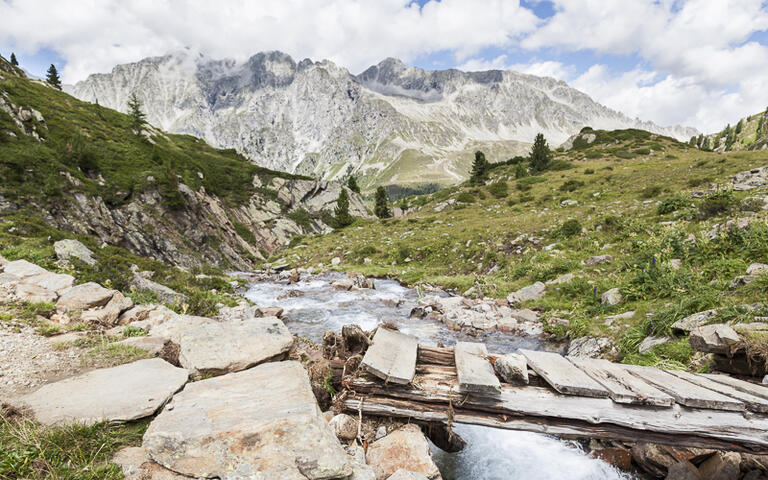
1 0 767 133
0 0 538 82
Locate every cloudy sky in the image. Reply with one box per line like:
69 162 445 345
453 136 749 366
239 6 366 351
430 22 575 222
2 0 767 133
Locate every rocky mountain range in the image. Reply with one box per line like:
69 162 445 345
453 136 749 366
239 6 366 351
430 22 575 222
68 51 698 190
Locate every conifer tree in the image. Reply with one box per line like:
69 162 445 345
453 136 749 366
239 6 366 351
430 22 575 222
347 176 360 194
469 151 489 185
10 53 18 66
702 136 711 151
528 133 552 172
127 93 147 133
374 186 391 219
688 136 697 147
45 64 61 90
334 188 353 227
735 119 743 134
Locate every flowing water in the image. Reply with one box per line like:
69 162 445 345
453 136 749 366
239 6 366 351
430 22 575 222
245 272 634 480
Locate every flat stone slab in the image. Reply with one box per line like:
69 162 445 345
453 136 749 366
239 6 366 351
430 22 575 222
23 271 75 294
143 361 351 480
151 315 293 377
454 342 501 395
361 328 418 385
3 259 47 279
21 358 188 425
518 349 609 398
568 357 674 407
623 364 745 411
56 282 116 311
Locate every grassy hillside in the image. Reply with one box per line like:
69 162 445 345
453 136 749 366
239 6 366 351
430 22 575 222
273 128 768 369
0 56 308 210
689 108 768 152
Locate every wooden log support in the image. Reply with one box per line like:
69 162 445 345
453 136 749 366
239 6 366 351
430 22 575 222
454 342 501 395
668 371 768 413
623 365 745 411
568 357 674 407
519 349 609 398
360 328 418 385
418 345 455 366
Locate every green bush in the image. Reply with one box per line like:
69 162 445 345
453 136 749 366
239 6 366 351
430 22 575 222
557 219 582 238
698 190 740 219
559 180 585 192
456 191 476 203
584 168 595 174
657 194 688 215
288 208 313 230
487 181 509 198
640 185 662 198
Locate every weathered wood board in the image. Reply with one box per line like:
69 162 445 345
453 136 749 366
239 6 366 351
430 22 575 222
568 357 674 407
623 365 744 411
344 370 768 452
668 371 768 413
702 373 768 400
518 349 609 398
360 328 418 385
454 342 501 395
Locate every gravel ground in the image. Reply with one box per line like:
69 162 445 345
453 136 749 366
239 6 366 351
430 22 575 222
0 321 85 401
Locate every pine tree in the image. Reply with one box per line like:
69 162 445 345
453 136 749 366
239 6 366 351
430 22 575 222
688 136 697 147
127 93 147 133
528 133 552 172
702 136 711 151
374 186 391 219
735 119 743 134
334 189 353 228
347 176 360 194
469 151 489 185
696 134 704 148
45 64 61 90
9 53 18 66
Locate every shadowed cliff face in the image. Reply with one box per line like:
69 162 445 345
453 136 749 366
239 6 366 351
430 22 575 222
69 51 698 190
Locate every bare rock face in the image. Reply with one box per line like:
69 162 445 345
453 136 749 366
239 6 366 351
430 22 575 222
56 282 116 311
366 424 442 480
150 315 294 377
20 358 188 425
143 361 351 480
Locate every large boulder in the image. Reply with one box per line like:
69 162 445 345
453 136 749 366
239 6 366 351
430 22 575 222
567 336 613 358
494 353 529 384
346 445 376 480
23 271 75 293
671 309 718 332
54 239 97 265
14 283 57 304
20 358 188 425
3 259 47 279
366 424 441 480
150 315 294 377
689 324 740 355
56 282 116 311
601 288 622 306
143 361 351 480
129 273 187 305
506 282 546 304
697 452 740 480
81 291 134 325
665 461 702 480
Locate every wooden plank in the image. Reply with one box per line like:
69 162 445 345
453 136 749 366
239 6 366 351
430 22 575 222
668 371 768 413
344 396 768 454
623 365 744 411
702 373 768 401
518 349 609 398
344 372 768 452
568 357 674 407
454 342 501 395
417 345 454 366
360 328 417 385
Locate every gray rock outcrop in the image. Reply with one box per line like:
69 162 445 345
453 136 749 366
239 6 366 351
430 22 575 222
20 358 188 425
143 361 351 480
54 239 97 265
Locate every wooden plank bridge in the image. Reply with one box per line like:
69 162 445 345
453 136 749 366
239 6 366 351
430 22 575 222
341 328 768 454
